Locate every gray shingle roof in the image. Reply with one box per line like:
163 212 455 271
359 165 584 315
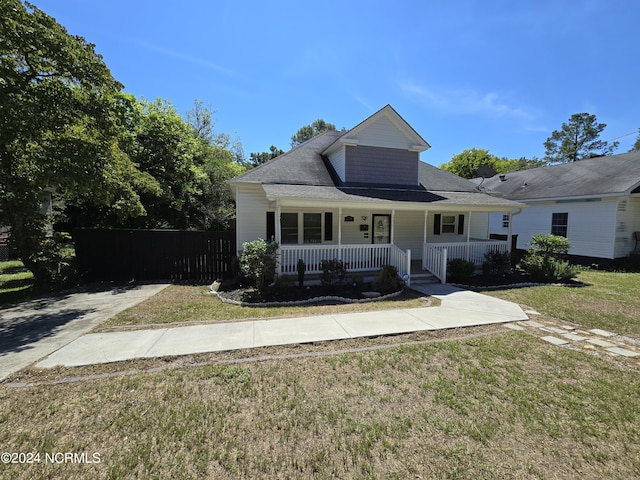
482 151 640 201
262 184 519 208
230 125 522 209
231 131 345 186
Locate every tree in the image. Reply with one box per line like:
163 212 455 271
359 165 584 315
249 145 284 167
440 148 500 179
497 156 547 172
67 98 245 231
440 149 546 179
290 119 337 147
0 1 151 284
544 113 619 163
631 131 640 152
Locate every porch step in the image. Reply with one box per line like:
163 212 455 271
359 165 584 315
410 272 439 285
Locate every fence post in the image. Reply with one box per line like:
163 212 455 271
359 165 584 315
405 248 411 287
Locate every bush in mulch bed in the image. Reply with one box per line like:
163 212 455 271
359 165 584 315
453 270 584 291
216 279 385 304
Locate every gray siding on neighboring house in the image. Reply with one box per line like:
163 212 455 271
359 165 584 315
345 146 419 186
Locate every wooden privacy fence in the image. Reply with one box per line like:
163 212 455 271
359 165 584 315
73 229 235 282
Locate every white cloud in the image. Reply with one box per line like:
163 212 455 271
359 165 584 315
399 80 536 121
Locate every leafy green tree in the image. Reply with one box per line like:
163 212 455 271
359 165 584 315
249 145 284 167
544 113 619 163
498 156 547 172
67 98 244 230
290 119 337 147
441 149 546 179
0 0 152 284
440 148 500 179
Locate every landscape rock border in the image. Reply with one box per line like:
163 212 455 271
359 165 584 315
213 288 405 308
451 280 586 292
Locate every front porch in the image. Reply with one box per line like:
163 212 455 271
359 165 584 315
279 239 510 285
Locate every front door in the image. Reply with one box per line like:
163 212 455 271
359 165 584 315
372 214 391 244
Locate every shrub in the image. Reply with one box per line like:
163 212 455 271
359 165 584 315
482 249 512 277
520 234 578 281
240 239 278 292
374 265 401 294
320 258 347 289
296 259 306 287
448 258 476 283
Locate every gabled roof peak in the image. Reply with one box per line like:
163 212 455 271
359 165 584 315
323 104 430 155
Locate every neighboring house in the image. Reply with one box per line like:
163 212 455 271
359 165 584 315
480 151 640 259
229 105 523 283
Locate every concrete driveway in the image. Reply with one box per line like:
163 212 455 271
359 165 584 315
0 283 168 381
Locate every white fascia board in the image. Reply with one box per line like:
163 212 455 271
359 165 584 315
266 196 523 213
519 192 624 204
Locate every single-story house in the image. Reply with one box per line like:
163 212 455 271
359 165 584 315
480 151 640 259
229 105 524 283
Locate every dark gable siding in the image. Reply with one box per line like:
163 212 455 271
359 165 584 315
345 146 419 185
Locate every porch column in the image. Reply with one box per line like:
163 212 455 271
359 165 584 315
338 207 342 245
507 210 513 254
275 203 282 275
423 210 428 244
466 211 472 261
275 203 281 244
391 209 395 244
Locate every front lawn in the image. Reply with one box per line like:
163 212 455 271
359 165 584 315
0 260 35 306
487 270 640 337
1 331 638 479
96 284 432 331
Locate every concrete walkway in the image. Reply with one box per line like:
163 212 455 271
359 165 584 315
35 284 529 369
0 283 169 381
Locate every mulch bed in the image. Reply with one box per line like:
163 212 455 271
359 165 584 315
452 271 584 290
217 282 387 304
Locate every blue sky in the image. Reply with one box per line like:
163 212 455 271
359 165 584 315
34 0 638 166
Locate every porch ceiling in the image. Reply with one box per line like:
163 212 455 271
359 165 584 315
262 184 523 212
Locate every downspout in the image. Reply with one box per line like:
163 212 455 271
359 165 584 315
507 208 523 254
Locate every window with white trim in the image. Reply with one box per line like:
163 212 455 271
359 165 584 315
281 213 298 244
303 213 322 244
502 214 510 228
441 215 456 234
551 212 568 237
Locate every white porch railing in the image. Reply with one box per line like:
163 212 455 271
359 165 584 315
423 240 509 283
279 244 411 284
423 244 448 284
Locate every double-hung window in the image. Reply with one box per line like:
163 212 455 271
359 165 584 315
551 213 568 237
441 215 456 234
303 213 322 244
280 213 298 244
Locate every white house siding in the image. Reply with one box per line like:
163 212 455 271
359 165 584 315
493 199 620 258
340 209 378 245
394 211 427 259
352 116 414 150
235 185 270 251
327 148 346 182
470 212 489 240
614 196 640 257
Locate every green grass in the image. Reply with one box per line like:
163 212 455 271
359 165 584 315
1 333 638 479
98 284 433 330
487 270 640 336
0 260 35 306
